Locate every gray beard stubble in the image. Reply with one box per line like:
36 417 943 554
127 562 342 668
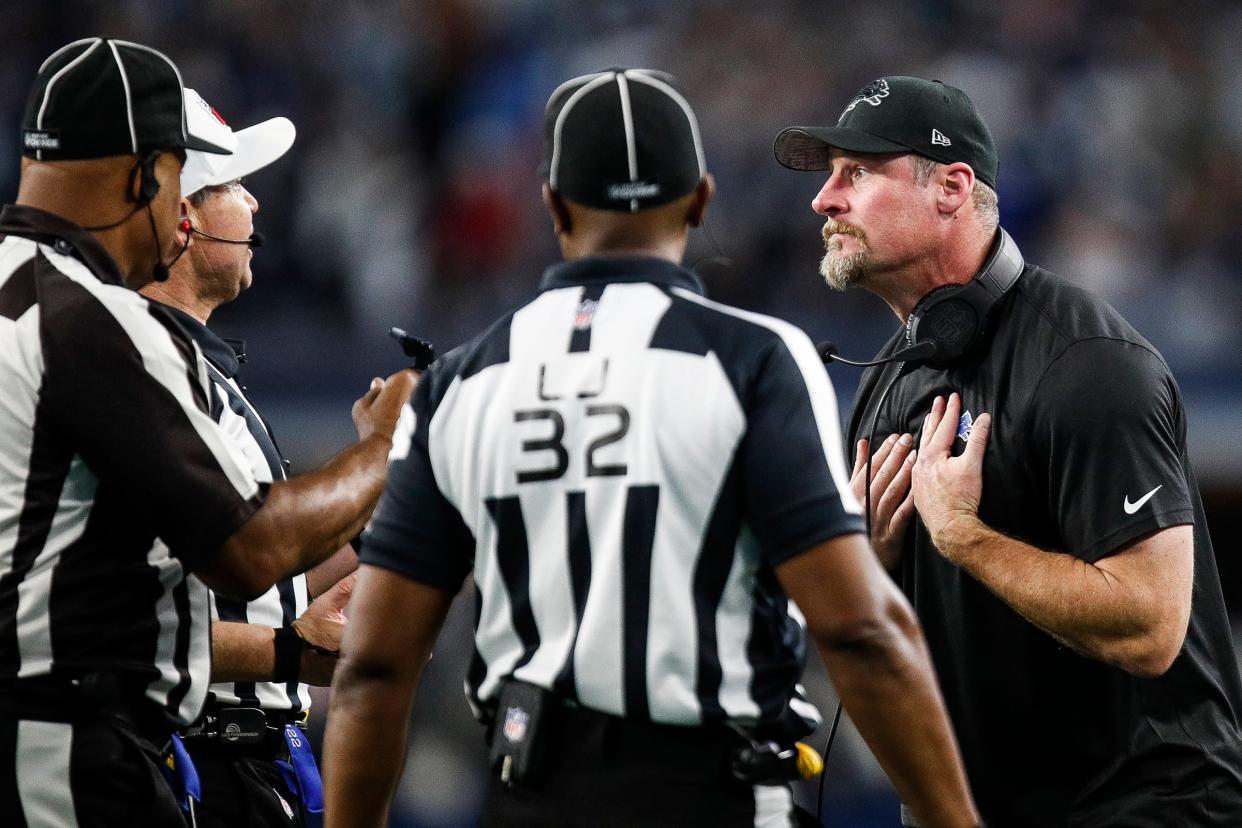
819 246 869 291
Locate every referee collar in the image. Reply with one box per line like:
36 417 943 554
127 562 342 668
158 303 243 378
540 255 705 295
0 204 126 287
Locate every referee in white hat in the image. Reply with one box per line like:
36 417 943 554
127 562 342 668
141 88 360 827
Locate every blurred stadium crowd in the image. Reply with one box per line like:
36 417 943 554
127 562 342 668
4 1 1240 825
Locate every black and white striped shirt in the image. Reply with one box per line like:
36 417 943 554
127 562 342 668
364 256 863 731
0 205 265 725
160 306 311 716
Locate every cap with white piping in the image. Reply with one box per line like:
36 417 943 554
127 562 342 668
21 37 232 161
180 89 296 197
539 68 706 213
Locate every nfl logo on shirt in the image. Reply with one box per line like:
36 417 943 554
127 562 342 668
957 411 974 442
503 706 529 744
573 298 598 331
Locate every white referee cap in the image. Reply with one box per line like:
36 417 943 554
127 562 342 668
180 88 296 197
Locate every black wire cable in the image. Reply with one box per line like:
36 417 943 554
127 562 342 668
816 359 910 826
815 701 844 823
691 215 734 273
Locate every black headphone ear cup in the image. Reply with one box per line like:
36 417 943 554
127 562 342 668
907 281 993 366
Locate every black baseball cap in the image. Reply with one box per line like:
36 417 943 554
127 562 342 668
21 37 232 161
540 68 706 213
773 76 998 189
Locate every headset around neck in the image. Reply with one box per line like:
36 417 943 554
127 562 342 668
903 228 1025 368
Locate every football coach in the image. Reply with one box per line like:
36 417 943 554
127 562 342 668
775 75 1242 826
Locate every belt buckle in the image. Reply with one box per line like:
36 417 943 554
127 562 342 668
215 707 268 745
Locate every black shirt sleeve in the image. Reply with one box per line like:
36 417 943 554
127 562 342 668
1025 337 1195 563
360 371 474 592
740 332 866 567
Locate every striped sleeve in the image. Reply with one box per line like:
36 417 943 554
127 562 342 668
667 288 863 564
361 362 475 591
39 261 264 565
739 327 865 565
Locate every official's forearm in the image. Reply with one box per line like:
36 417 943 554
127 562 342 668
210 434 391 599
934 516 1169 674
211 621 277 683
269 434 392 570
818 613 978 828
306 545 360 600
323 663 420 828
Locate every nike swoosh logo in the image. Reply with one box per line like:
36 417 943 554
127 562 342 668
1123 485 1162 514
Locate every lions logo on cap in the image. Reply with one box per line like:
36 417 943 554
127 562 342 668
841 78 890 117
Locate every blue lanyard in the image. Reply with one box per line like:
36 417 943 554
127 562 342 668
274 723 324 814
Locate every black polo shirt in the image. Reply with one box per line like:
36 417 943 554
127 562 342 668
847 255 1242 826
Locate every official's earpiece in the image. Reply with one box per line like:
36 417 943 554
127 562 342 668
180 217 265 247
135 151 162 205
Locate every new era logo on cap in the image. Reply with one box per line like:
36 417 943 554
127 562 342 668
931 129 951 146
541 68 706 213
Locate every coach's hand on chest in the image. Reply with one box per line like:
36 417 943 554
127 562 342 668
907 390 991 543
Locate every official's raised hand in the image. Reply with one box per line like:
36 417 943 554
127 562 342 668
352 369 419 444
911 393 992 554
850 433 917 569
291 572 357 686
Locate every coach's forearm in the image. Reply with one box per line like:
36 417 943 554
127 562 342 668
816 602 979 828
201 434 391 600
323 662 422 828
931 515 1187 676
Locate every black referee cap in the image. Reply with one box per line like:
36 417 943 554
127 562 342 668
540 68 706 213
774 76 998 190
22 37 232 161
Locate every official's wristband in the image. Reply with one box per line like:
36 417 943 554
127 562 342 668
292 622 340 658
273 626 302 683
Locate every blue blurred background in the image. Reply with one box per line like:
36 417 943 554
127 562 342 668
4 1 1241 825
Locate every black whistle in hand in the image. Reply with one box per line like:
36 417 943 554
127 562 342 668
389 327 436 371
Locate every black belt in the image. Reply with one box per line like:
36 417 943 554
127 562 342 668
0 671 175 745
556 703 742 771
487 690 813 787
487 694 743 780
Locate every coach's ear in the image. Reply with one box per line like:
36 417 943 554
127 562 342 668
542 183 572 236
686 174 715 228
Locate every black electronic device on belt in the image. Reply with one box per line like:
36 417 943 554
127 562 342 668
488 680 554 787
388 327 436 371
213 707 268 745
